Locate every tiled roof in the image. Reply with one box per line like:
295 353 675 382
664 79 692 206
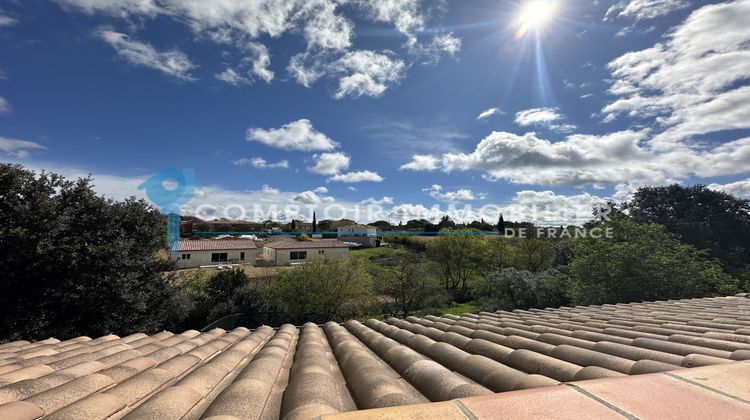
264 240 349 250
0 295 749 419
172 240 257 252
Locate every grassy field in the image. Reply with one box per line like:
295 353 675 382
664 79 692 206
439 301 482 315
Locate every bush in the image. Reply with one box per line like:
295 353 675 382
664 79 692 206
474 268 563 311
265 257 375 324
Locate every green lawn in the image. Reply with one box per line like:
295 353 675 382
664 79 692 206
439 301 482 315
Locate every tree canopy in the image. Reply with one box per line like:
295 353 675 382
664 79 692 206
564 216 737 305
627 184 750 274
0 163 175 340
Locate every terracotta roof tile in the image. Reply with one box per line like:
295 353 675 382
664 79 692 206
172 240 257 252
264 240 349 250
1 295 750 418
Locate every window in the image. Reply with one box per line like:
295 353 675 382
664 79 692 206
181 253 191 260
318 250 325 255
290 251 307 260
211 253 228 262
240 252 245 261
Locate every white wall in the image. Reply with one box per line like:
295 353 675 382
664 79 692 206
261 246 348 266
171 249 257 269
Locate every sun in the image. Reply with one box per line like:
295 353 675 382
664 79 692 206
515 0 558 39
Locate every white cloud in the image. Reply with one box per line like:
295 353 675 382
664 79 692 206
11 160 611 226
313 186 328 193
430 33 461 56
215 68 250 85
0 14 18 27
245 42 273 83
246 119 338 151
353 0 424 43
605 0 689 21
0 137 47 159
708 179 750 198
603 0 750 151
360 196 394 205
308 152 350 175
0 96 9 114
404 130 664 186
424 184 486 202
329 170 384 183
233 157 289 169
57 0 454 98
515 107 563 126
216 42 274 85
293 190 334 204
97 29 197 80
514 107 577 133
331 51 406 99
477 107 504 120
287 50 406 99
298 0 353 51
400 154 439 171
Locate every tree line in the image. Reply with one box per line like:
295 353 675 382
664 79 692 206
1 163 748 341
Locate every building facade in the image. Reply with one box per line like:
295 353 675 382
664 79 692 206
262 240 349 266
337 225 379 247
171 240 258 269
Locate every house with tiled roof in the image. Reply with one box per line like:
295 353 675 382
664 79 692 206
170 240 258 269
261 240 349 266
1 295 750 419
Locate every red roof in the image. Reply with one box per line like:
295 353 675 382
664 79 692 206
264 240 349 250
172 240 257 252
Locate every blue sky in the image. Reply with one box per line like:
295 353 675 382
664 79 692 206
1 0 749 225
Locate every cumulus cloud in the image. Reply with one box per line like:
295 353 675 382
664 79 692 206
332 51 406 99
97 29 197 80
708 178 750 198
0 137 47 159
308 152 350 175
313 186 328 193
293 190 334 204
329 170 384 183
233 157 289 169
477 107 504 120
605 0 689 21
400 154 440 171
424 184 486 202
247 119 338 151
360 196 394 205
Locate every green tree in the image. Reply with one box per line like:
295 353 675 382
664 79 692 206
474 268 563 311
204 268 248 305
0 164 176 341
371 249 447 316
565 217 737 305
626 184 750 274
426 229 486 300
265 257 375 323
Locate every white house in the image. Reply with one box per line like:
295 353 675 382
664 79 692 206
171 240 258 269
337 225 379 247
262 240 349 266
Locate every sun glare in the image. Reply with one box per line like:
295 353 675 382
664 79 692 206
515 0 558 39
